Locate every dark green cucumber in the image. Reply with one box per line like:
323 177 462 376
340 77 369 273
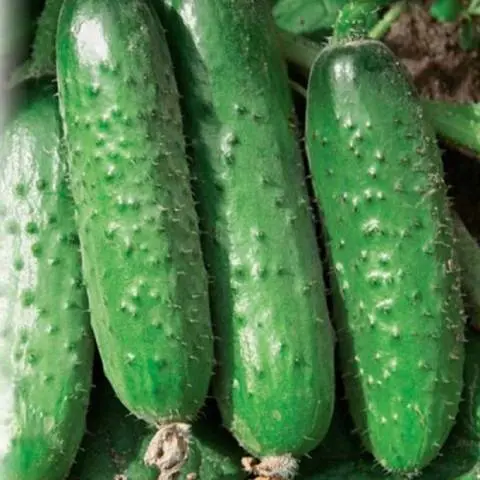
302 332 480 479
455 330 480 441
297 401 361 478
452 212 480 331
0 81 94 479
69 377 248 480
68 375 158 480
56 0 214 475
305 39 466 474
9 0 65 87
155 0 335 474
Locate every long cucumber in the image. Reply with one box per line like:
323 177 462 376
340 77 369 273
56 0 214 477
154 0 335 476
305 39 466 474
0 81 94 479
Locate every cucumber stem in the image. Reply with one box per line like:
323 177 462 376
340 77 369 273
289 80 307 98
144 422 191 480
421 101 480 158
368 1 408 40
281 30 480 161
242 454 298 480
277 28 321 76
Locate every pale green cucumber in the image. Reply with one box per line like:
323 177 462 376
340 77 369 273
0 81 94 479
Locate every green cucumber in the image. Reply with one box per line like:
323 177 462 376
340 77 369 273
70 377 247 480
68 374 158 480
155 0 335 476
298 396 361 477
0 81 94 479
56 0 214 476
303 331 480 479
305 39 466 474
9 0 65 87
455 330 480 441
452 212 480 331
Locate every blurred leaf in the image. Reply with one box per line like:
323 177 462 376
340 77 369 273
430 0 463 22
459 17 480 51
273 0 349 34
468 0 480 15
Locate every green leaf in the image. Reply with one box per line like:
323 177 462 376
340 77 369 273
429 0 463 22
273 0 350 35
467 0 480 15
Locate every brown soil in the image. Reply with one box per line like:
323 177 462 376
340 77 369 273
382 2 480 237
384 1 480 103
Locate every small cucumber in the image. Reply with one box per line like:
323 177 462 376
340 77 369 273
305 39 466 474
56 0 214 476
155 0 335 475
0 81 94 479
69 376 248 480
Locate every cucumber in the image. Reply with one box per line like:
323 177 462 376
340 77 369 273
298 383 361 477
9 0 65 87
305 39 466 474
452 212 480 331
154 0 335 475
69 376 248 480
56 0 214 476
0 81 94 479
68 374 158 480
303 331 480 480
455 330 480 441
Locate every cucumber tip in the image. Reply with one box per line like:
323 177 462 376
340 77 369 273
242 453 298 480
144 422 191 480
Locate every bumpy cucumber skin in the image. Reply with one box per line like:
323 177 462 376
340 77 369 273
302 333 480 480
69 378 247 480
156 0 335 457
0 83 94 479
56 0 214 425
305 40 465 472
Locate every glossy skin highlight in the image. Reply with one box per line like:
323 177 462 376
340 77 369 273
305 40 465 473
0 84 94 479
156 0 335 458
56 0 213 426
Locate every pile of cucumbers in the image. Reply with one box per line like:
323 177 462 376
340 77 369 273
1 0 480 479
